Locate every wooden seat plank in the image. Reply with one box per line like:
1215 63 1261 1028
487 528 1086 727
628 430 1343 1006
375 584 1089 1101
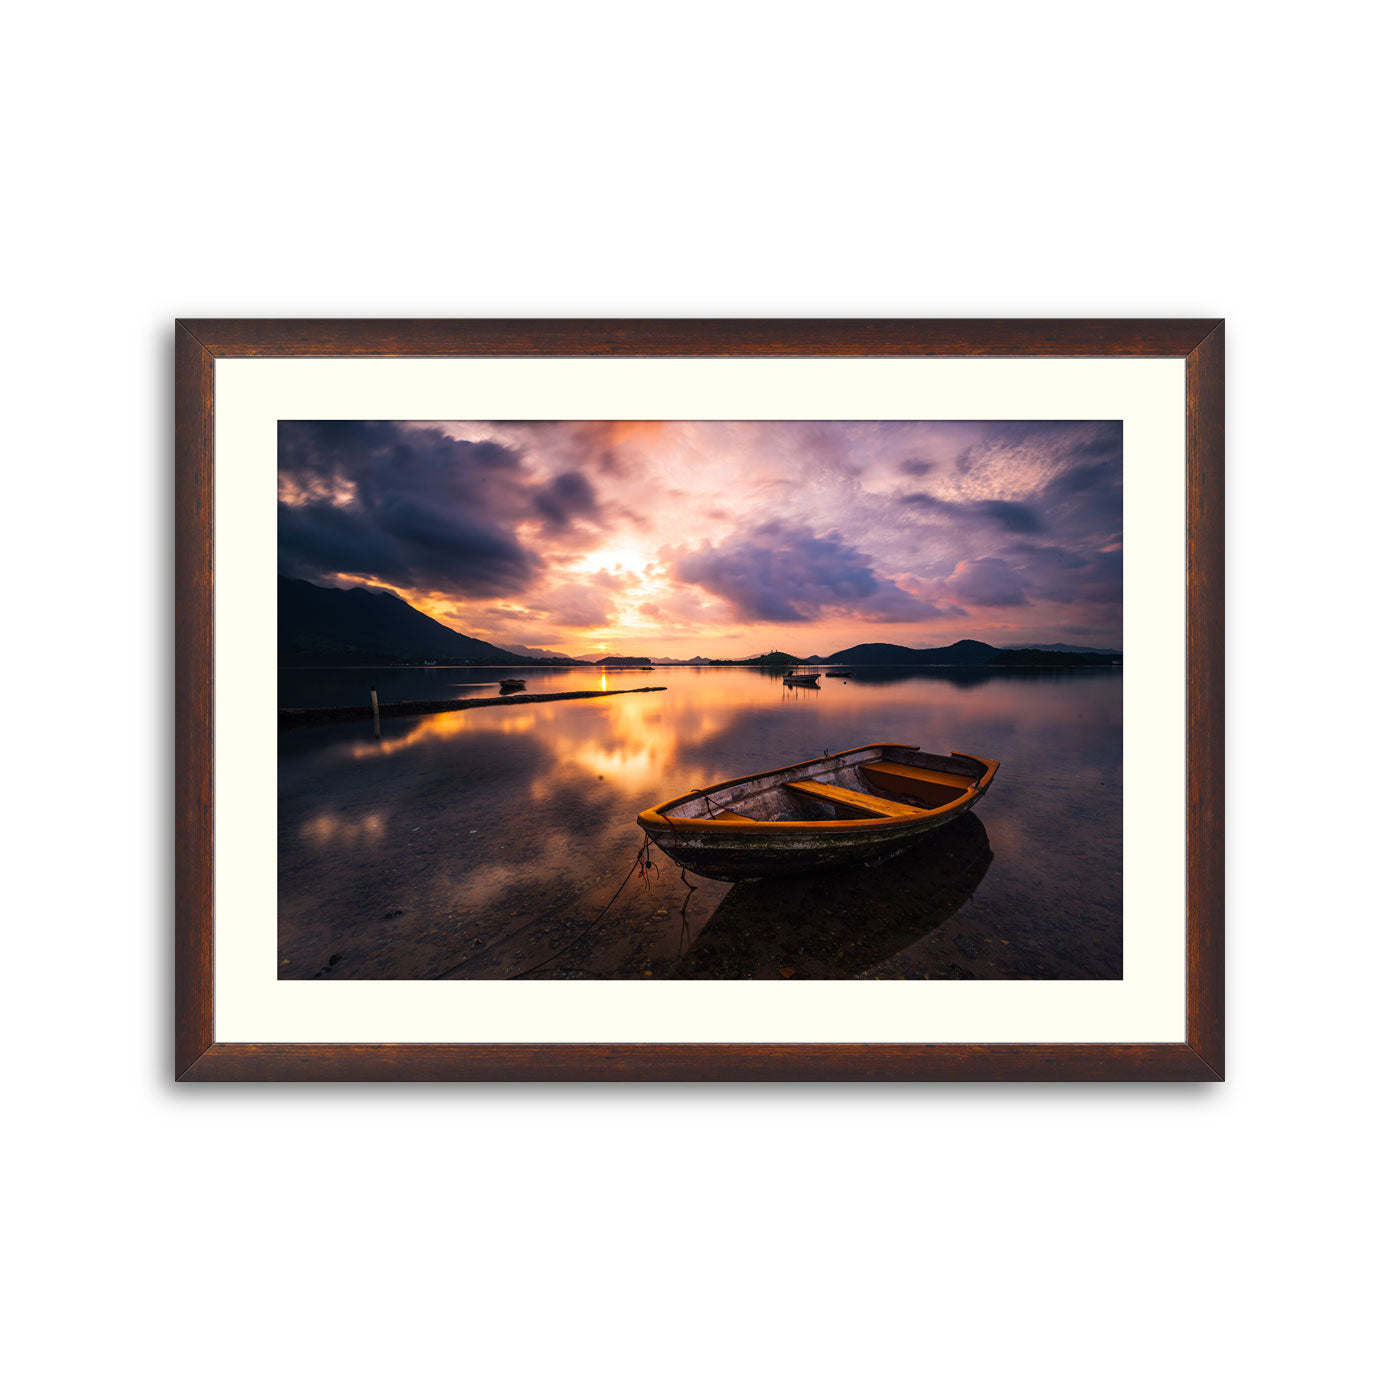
782 779 924 819
861 760 976 789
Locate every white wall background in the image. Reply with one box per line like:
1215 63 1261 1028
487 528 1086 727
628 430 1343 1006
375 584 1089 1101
7 4 1393 1397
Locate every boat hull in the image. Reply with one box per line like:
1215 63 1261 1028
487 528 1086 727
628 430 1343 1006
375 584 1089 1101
645 807 973 880
638 743 998 882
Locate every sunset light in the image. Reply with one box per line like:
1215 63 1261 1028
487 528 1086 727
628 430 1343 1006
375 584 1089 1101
277 419 1122 660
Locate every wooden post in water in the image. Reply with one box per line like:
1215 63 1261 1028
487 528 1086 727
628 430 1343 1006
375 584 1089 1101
370 687 380 738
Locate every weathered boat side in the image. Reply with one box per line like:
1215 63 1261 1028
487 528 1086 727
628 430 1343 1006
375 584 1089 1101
638 743 999 881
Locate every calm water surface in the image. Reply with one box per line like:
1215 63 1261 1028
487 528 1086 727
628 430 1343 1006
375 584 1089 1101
278 665 1121 980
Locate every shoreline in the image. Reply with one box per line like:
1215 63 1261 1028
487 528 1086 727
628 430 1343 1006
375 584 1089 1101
279 685 667 730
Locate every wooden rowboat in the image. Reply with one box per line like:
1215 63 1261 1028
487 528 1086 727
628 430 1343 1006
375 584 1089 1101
637 743 999 881
499 678 526 692
782 672 820 687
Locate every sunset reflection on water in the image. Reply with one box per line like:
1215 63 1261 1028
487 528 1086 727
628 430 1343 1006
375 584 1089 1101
278 665 1122 981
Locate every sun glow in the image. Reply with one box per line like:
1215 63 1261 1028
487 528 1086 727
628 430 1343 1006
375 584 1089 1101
581 546 650 576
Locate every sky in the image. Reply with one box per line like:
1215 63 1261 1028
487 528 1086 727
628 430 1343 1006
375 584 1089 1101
277 419 1123 658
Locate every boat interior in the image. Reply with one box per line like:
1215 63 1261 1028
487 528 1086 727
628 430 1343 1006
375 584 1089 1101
666 747 991 825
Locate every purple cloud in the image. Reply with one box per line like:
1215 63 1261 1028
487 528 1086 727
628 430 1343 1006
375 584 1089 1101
532 470 599 532
942 557 1030 608
278 421 601 597
672 521 944 624
900 492 1044 535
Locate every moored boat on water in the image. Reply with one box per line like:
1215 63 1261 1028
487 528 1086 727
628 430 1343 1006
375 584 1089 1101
499 678 526 692
782 671 820 687
638 743 999 880
826 670 854 678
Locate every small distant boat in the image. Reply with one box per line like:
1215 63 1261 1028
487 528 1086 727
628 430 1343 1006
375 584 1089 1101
638 743 999 881
826 670 854 678
782 672 820 687
499 678 526 693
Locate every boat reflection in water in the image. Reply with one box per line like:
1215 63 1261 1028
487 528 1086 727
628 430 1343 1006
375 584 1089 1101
671 814 993 979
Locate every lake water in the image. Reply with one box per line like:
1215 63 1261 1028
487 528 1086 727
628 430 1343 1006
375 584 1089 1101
278 665 1122 980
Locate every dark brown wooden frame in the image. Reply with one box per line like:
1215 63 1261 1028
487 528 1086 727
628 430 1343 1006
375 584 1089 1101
176 319 1224 1082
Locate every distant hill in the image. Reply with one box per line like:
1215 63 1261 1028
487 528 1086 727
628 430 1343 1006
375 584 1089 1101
824 639 1002 665
279 575 527 666
816 639 1119 667
1019 641 1122 655
595 655 651 666
503 643 578 661
709 650 805 667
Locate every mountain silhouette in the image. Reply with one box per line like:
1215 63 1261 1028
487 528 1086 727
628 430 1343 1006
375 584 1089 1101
278 576 531 665
279 577 1120 670
823 639 1002 665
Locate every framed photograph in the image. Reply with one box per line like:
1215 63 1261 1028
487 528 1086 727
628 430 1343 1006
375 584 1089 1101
176 319 1223 1081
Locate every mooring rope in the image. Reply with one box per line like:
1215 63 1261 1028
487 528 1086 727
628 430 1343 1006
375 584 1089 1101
653 801 704 954
445 792 719 981
507 835 657 980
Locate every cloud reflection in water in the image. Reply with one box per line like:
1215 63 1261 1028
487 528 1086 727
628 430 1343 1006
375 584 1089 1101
278 665 1121 981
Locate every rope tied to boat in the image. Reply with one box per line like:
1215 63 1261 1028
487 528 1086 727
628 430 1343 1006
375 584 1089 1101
507 835 656 980
508 791 714 979
658 801 703 954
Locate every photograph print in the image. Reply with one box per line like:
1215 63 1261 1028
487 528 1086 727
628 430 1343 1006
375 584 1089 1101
278 419 1123 982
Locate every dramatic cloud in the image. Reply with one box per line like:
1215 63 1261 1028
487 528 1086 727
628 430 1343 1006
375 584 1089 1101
1005 542 1123 605
899 492 1044 535
278 421 549 597
672 521 945 624
532 470 599 532
941 557 1031 608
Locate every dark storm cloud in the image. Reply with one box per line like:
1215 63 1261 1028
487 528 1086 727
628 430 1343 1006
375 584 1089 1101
899 492 1045 535
898 459 934 478
895 423 1122 612
978 500 1044 534
672 521 943 624
938 540 1122 614
532 470 599 531
1044 458 1120 501
1026 422 1122 539
277 421 575 597
1006 542 1122 605
278 496 533 597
